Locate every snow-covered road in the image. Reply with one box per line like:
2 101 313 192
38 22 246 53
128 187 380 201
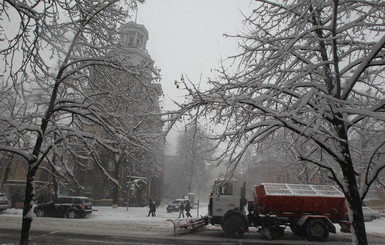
2 204 385 236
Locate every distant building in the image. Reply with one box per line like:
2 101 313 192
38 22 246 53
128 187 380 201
0 155 53 207
71 21 164 206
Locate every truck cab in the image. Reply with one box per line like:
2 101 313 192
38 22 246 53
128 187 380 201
208 179 245 224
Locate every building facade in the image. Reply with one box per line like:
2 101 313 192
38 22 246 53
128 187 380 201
70 21 164 206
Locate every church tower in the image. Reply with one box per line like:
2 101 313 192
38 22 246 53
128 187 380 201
116 21 163 205
118 21 151 65
75 21 164 205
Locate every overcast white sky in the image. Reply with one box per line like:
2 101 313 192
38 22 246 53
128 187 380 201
136 0 254 110
134 1 254 153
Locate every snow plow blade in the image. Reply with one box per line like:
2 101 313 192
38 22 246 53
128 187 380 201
167 216 209 236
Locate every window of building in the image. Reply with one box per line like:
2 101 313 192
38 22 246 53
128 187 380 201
129 36 134 47
108 160 115 172
86 160 94 170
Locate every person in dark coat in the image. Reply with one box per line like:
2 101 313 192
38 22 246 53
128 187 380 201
150 199 156 217
11 193 20 208
178 201 185 218
147 198 156 217
185 200 192 218
240 194 248 213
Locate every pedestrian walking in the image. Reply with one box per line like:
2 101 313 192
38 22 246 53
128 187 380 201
178 201 185 218
150 199 156 217
185 200 192 218
11 193 20 208
147 198 156 217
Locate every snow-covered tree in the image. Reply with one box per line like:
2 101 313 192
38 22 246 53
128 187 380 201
0 0 164 244
165 1 385 244
174 124 214 198
249 129 334 185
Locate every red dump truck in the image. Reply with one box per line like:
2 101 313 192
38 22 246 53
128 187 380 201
207 180 350 241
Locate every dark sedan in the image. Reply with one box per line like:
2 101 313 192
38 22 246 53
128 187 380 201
34 196 92 218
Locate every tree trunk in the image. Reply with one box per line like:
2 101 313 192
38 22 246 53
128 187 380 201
335 118 368 245
0 153 14 189
51 146 59 199
342 164 368 245
1 162 11 189
112 184 119 207
53 176 59 199
20 165 37 245
112 157 121 207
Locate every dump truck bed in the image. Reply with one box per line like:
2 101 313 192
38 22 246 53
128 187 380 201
255 183 348 221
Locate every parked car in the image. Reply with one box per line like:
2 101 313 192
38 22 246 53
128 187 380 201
363 207 381 221
0 193 9 212
166 198 189 213
34 196 92 218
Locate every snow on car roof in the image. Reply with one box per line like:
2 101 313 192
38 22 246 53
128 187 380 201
260 183 344 197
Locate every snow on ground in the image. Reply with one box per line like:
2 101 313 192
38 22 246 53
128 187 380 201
1 204 207 221
364 218 385 235
89 204 206 221
2 204 385 235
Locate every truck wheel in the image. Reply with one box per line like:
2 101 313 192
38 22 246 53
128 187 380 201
305 219 329 241
221 213 247 238
290 223 305 236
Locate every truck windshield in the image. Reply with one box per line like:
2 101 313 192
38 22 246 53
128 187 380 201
218 183 233 195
